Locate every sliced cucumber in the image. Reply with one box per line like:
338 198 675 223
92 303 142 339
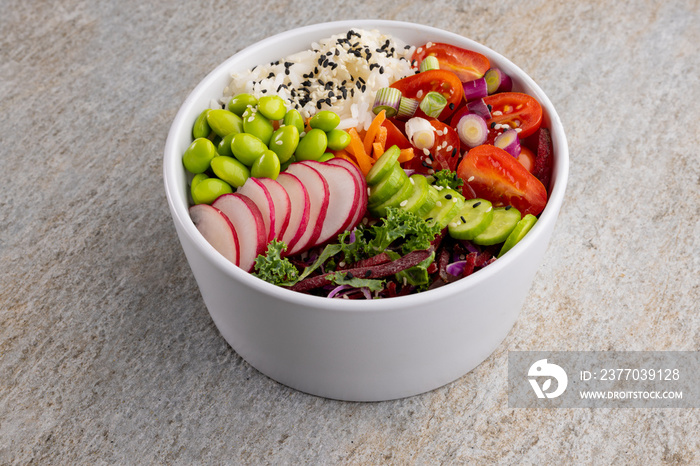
472 206 521 246
401 174 430 214
365 145 400 186
417 185 440 219
370 174 413 217
447 198 494 240
368 163 408 207
498 214 538 257
424 188 465 228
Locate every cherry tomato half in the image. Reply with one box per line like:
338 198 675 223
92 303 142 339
390 69 463 121
483 92 543 140
412 42 491 83
380 119 412 150
457 144 547 216
404 120 461 174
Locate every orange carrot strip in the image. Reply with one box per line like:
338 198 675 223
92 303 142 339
363 109 386 155
372 142 385 160
398 147 415 163
375 126 388 148
347 127 373 175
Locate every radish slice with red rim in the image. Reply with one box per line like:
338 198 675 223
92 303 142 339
284 162 330 255
236 177 276 242
325 157 367 229
257 177 292 241
300 160 360 245
189 204 240 267
276 172 310 254
211 193 267 272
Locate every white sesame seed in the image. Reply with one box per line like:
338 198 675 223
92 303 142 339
400 200 408 207
468 176 475 182
423 148 430 155
436 201 442 207
275 140 283 145
446 145 453 152
409 177 415 185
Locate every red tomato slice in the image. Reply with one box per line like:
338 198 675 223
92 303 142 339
456 144 547 216
390 69 463 121
381 119 412 150
483 92 543 140
412 42 491 82
517 146 536 173
404 120 461 174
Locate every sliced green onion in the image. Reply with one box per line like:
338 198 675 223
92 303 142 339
419 91 447 118
396 96 419 120
419 55 440 72
372 87 402 117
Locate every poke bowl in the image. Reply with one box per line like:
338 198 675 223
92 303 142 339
163 20 568 401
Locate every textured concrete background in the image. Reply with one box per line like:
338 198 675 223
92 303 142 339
1 0 698 463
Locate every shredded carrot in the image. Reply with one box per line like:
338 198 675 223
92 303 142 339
398 147 415 163
346 127 374 175
372 142 385 160
332 149 358 167
363 110 386 155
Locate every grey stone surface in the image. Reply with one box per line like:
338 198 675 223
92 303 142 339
1 0 698 463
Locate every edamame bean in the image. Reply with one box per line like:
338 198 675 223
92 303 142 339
217 132 236 157
242 107 274 145
210 155 250 188
257 95 287 121
228 93 258 116
268 125 299 163
251 150 281 179
326 129 351 151
230 132 267 166
190 173 209 203
283 109 305 134
318 153 335 162
192 177 232 205
309 110 340 132
206 109 244 137
182 138 217 174
294 128 327 161
192 109 212 139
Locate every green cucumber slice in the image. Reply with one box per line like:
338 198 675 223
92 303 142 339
401 174 430 214
498 214 538 257
365 145 401 186
472 206 521 246
424 188 465 228
369 174 414 217
368 163 408 207
417 185 440 218
447 198 494 240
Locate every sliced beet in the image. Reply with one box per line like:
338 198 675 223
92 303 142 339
532 127 553 192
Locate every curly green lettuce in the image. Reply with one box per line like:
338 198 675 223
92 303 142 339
252 240 299 286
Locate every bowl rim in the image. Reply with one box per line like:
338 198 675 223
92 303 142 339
163 19 569 312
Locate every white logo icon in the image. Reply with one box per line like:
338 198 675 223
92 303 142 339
528 359 568 399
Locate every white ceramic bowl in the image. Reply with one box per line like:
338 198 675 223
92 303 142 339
163 20 568 401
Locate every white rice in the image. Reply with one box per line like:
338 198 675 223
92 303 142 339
221 29 416 132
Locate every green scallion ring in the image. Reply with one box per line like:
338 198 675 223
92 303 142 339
396 96 419 120
372 87 402 117
419 91 447 118
419 55 440 72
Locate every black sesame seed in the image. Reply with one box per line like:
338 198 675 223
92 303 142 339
284 68 290 75
451 149 457 158
379 66 384 74
346 272 354 279
505 205 512 210
364 270 372 278
445 194 453 200
490 122 497 128
421 160 431 168
449 103 455 110
472 201 481 208
460 216 467 223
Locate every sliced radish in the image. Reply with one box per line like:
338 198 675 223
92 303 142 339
325 157 367 228
284 163 330 255
237 177 276 243
276 172 310 254
256 177 291 241
212 193 266 272
300 160 359 245
189 204 240 266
